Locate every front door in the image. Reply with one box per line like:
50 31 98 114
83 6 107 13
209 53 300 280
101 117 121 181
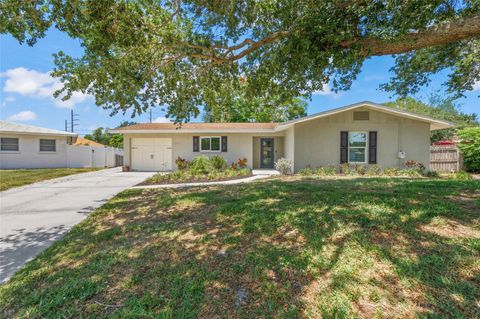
260 138 274 168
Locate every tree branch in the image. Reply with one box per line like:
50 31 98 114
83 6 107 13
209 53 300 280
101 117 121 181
343 14 480 56
164 14 480 64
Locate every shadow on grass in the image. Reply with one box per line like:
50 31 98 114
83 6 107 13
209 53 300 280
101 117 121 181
1 178 479 318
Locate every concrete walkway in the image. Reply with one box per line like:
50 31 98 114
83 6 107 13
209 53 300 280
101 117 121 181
0 168 155 283
132 174 271 189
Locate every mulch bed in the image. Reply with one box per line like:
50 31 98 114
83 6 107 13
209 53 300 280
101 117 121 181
138 173 254 185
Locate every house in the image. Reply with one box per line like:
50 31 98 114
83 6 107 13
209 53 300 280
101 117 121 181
74 136 105 147
0 121 78 169
110 101 453 172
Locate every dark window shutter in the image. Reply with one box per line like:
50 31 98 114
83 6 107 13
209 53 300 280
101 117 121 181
193 136 199 152
368 131 377 164
340 131 348 163
221 136 228 152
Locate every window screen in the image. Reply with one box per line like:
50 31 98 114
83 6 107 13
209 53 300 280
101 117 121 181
348 132 367 163
200 137 220 152
1 138 19 151
40 139 56 152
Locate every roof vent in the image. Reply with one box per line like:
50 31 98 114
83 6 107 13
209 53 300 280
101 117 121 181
353 111 370 121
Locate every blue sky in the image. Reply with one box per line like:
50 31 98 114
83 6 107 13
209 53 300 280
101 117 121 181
1 29 478 136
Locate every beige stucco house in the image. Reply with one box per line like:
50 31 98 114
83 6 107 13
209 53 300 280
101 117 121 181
110 101 453 172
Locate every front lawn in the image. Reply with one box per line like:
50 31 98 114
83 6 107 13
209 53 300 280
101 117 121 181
0 168 101 191
1 177 479 318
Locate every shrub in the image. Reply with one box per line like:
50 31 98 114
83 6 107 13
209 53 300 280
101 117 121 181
190 155 213 174
210 155 227 171
275 158 293 175
455 171 472 180
354 165 367 175
404 160 426 173
384 167 400 176
316 165 336 176
457 127 480 172
237 158 248 169
175 157 189 170
231 162 238 170
299 167 315 176
366 164 381 176
340 163 351 174
424 170 440 178
239 168 250 177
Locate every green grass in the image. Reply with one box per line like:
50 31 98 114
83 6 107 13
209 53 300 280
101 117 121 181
1 176 479 318
0 168 101 191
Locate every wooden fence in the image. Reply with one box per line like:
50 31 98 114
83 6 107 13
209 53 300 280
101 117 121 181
430 145 463 172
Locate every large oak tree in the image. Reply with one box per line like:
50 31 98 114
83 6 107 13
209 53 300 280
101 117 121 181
1 0 479 121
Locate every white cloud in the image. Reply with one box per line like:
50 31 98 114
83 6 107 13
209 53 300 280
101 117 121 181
7 110 37 122
153 116 172 123
54 91 91 108
312 83 337 96
473 81 480 91
1 67 91 108
1 96 15 107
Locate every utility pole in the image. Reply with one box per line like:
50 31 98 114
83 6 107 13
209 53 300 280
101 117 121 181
149 109 152 123
65 120 68 132
70 109 80 133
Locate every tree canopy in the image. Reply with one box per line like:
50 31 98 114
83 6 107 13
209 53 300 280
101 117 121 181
1 1 479 122
84 121 136 148
384 95 479 142
202 79 307 122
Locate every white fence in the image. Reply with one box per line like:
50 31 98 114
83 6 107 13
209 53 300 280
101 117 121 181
66 145 123 168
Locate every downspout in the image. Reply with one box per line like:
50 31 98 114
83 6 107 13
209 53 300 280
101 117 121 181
397 119 403 168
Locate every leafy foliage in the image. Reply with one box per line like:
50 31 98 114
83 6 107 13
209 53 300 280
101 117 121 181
203 81 307 122
274 158 293 175
384 96 479 142
84 121 136 148
175 157 189 170
209 155 227 171
457 127 480 171
146 155 248 184
144 167 250 184
189 155 213 174
1 1 479 121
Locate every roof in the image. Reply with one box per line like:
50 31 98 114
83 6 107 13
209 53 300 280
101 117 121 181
110 122 278 133
109 101 454 134
275 101 454 131
0 120 78 137
74 137 104 147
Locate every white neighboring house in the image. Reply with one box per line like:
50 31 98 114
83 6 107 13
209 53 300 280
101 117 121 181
0 121 124 169
0 120 78 169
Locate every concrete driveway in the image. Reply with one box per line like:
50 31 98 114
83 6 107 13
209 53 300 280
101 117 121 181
0 168 155 283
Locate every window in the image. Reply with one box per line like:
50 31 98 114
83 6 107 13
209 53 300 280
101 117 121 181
39 139 56 152
200 137 220 152
348 132 367 163
1 137 19 151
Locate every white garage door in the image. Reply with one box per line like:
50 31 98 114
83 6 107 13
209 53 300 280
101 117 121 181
131 138 172 171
